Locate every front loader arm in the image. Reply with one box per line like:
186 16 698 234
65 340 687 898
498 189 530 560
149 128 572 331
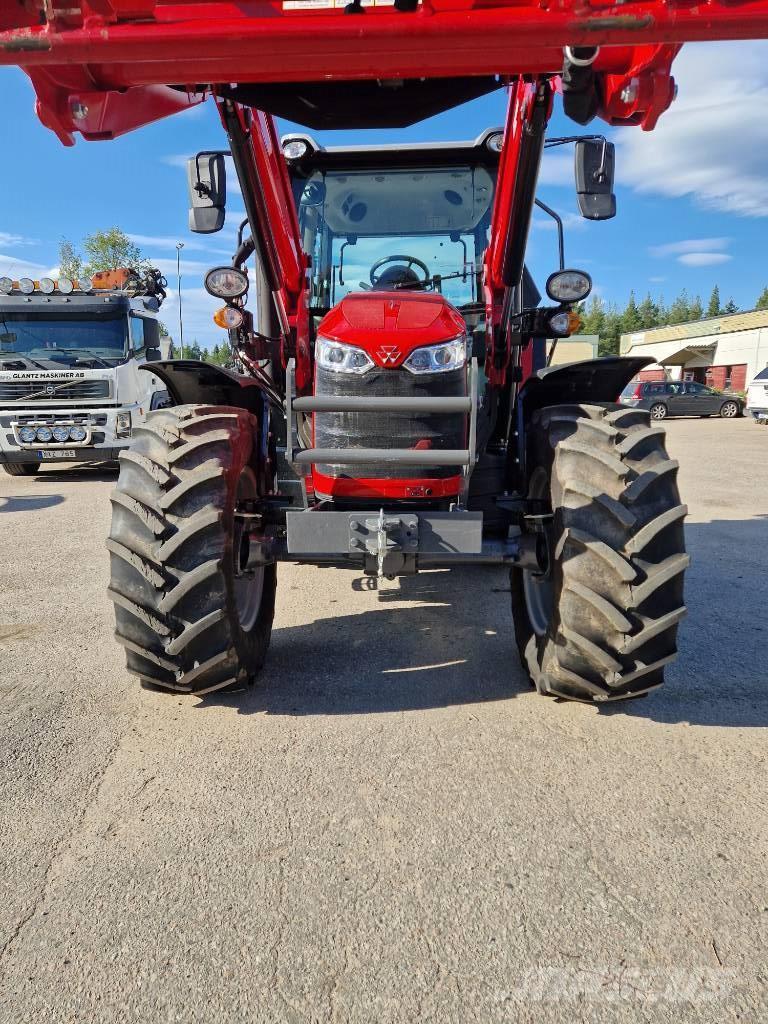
218 101 311 392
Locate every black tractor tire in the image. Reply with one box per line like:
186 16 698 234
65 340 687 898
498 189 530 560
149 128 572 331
511 403 688 703
719 400 740 418
3 462 40 477
107 404 277 696
649 402 667 420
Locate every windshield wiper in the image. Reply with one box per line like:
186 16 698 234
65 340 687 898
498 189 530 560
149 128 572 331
0 353 49 370
55 348 113 369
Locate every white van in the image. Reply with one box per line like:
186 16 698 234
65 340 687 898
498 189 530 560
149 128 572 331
746 367 768 424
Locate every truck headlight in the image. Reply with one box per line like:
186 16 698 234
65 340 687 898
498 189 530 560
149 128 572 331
116 411 132 437
52 425 71 442
18 426 37 443
36 426 53 442
69 425 87 442
403 337 467 374
316 337 373 374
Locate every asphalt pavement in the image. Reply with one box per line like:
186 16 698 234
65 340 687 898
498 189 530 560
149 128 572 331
0 417 766 1023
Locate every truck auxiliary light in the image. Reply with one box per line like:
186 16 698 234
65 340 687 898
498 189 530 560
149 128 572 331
18 278 34 295
39 277 56 294
58 277 74 294
0 277 12 295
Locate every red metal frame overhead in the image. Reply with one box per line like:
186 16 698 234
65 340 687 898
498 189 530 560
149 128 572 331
2 1 768 144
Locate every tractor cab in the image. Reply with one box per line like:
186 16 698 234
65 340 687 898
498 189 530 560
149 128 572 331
281 130 501 502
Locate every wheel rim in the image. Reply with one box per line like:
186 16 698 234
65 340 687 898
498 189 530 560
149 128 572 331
722 402 738 417
233 468 265 632
651 404 666 420
522 468 554 637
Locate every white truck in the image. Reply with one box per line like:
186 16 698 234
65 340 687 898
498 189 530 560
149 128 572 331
0 269 171 476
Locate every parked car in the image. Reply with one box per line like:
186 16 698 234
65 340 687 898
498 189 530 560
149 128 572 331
620 380 744 420
746 366 768 424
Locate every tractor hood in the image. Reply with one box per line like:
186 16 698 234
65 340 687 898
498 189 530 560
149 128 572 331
318 292 467 369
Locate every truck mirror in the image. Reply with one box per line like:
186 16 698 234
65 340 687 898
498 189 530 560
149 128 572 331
145 347 162 362
187 152 227 234
574 139 616 220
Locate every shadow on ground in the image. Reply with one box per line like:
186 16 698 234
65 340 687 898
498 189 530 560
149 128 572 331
0 493 65 513
199 518 768 728
33 463 119 483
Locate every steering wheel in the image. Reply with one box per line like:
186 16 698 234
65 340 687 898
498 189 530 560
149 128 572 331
369 254 431 290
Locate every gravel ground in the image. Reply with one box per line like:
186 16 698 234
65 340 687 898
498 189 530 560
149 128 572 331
0 417 766 1023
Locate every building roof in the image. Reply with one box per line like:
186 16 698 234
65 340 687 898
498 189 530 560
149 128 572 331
620 308 768 354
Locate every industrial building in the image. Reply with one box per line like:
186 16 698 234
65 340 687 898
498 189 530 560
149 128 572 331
620 309 768 391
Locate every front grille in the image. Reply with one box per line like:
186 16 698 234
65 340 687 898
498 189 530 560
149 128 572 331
0 379 110 402
314 364 466 479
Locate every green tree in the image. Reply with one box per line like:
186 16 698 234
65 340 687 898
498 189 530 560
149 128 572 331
82 228 150 277
621 290 642 333
723 298 739 314
599 304 623 356
579 295 606 338
158 321 169 338
187 339 203 361
688 294 703 320
668 289 691 325
706 285 721 318
637 292 660 330
58 238 83 280
755 287 768 310
656 294 668 325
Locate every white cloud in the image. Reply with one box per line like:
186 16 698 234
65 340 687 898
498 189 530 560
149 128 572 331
533 211 585 232
0 232 35 248
617 41 768 217
538 150 574 188
649 237 729 258
0 252 56 278
678 252 732 267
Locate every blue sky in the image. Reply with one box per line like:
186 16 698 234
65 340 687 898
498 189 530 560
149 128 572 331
2 40 768 347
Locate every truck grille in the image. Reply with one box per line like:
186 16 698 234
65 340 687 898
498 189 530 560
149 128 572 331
314 364 466 479
0 379 110 402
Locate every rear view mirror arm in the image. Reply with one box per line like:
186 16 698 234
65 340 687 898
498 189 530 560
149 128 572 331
534 198 564 270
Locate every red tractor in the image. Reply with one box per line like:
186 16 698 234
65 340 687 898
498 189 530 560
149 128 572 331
2 0 763 703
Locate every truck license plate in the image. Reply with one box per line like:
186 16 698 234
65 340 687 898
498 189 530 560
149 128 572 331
39 449 76 459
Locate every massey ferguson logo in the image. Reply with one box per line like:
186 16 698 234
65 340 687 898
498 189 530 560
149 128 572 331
377 346 401 365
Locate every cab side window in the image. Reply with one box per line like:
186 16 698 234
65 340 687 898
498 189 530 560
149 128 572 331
130 316 146 354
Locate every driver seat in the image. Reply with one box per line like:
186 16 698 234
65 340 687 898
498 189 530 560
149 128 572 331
374 265 424 291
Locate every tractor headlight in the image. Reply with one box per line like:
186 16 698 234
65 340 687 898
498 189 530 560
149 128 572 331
316 337 373 375
52 425 71 442
18 426 37 443
545 269 592 304
205 266 249 300
403 337 467 375
69 425 87 442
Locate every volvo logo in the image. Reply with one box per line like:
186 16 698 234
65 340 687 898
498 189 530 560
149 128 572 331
377 346 401 365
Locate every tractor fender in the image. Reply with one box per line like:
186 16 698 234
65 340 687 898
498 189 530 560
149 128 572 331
515 355 653 485
141 359 269 418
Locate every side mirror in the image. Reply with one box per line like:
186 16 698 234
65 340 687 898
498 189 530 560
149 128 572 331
145 347 162 362
187 152 227 234
574 139 616 220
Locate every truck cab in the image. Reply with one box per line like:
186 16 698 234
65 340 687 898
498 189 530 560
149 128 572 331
0 271 170 476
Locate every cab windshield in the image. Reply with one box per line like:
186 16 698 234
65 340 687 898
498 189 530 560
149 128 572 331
292 163 496 312
0 311 128 369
